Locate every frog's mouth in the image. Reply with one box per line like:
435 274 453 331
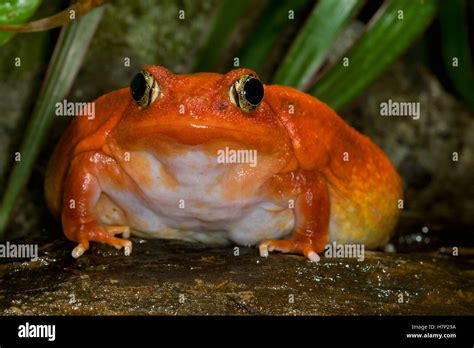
121 119 290 154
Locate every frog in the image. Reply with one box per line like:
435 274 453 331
45 65 403 261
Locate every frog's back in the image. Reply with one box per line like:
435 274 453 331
44 88 131 216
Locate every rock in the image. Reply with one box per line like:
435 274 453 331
0 238 472 315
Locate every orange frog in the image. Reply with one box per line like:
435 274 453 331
45 66 403 261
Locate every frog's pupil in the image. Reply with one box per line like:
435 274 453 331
243 78 264 106
130 73 147 102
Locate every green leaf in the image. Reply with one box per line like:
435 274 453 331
0 0 42 46
192 0 253 72
310 0 438 111
0 7 105 238
236 0 312 73
439 0 474 110
273 0 365 89
0 0 105 33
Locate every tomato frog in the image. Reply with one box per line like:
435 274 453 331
45 66 403 261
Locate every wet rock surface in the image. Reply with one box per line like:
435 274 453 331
1 238 473 315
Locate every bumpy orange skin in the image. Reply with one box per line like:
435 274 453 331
45 66 403 259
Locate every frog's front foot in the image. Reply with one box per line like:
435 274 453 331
60 151 134 258
71 223 132 258
258 172 329 263
259 239 321 262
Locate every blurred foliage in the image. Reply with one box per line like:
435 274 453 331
193 0 440 112
236 0 312 75
439 0 474 110
310 0 438 111
192 0 254 72
0 0 104 32
273 0 365 89
0 0 42 46
0 5 104 235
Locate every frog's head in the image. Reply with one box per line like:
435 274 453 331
117 65 290 154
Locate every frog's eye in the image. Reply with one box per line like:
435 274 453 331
130 70 160 108
229 74 264 112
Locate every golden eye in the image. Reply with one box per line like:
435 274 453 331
228 74 264 112
130 69 160 108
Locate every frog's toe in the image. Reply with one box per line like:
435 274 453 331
72 223 133 257
94 234 133 256
123 240 132 256
258 239 320 262
72 240 89 258
104 225 131 239
306 250 320 262
259 243 269 258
